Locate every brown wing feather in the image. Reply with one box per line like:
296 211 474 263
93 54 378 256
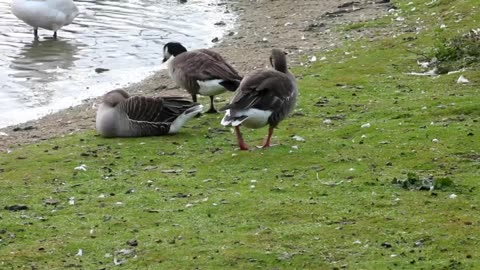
221 69 295 112
197 49 241 78
121 96 197 123
130 122 171 136
174 51 242 82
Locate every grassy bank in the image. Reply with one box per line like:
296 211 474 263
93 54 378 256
1 0 479 269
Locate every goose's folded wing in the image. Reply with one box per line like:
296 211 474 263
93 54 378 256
121 96 196 123
221 70 294 111
177 52 242 82
200 62 242 82
197 49 241 78
130 121 172 137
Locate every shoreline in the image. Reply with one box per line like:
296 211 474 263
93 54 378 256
0 0 393 151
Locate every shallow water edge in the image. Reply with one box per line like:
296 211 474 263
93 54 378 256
0 0 236 128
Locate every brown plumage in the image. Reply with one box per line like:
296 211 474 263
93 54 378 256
220 49 297 150
96 89 203 137
163 42 242 113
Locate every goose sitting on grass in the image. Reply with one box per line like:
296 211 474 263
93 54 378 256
11 0 79 39
162 42 242 113
96 89 203 138
220 49 297 150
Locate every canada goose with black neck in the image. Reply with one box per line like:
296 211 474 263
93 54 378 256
162 42 242 113
220 49 297 150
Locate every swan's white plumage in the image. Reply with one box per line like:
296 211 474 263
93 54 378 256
11 0 79 32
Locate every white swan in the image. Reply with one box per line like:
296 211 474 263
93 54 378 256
11 0 79 39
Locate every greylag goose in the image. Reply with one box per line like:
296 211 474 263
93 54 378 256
96 89 202 137
162 42 242 113
11 0 79 39
220 49 297 150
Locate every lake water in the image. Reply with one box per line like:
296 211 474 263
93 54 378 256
0 0 234 128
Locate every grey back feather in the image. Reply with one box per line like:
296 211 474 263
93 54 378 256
172 50 242 93
197 49 241 77
220 49 297 127
118 96 193 136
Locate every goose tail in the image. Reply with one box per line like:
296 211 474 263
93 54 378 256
219 79 242 92
168 104 203 134
221 110 248 127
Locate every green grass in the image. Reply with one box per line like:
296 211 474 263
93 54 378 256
1 0 479 269
342 20 391 31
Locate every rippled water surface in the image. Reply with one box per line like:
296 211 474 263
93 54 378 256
0 0 234 128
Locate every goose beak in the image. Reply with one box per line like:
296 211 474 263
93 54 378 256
162 57 168 63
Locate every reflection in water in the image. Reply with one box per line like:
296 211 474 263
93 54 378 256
8 39 80 107
0 0 235 128
10 39 79 81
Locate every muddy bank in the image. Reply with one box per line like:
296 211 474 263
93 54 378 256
0 0 393 151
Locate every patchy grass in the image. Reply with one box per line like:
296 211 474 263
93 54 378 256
342 19 391 31
1 0 479 269
431 31 480 72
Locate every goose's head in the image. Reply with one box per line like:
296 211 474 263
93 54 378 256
102 89 130 107
269 49 288 73
163 42 187 63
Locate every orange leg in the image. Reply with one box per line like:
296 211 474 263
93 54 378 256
234 126 249 150
259 126 274 148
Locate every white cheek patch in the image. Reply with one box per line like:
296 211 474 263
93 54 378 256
163 47 171 60
165 56 176 78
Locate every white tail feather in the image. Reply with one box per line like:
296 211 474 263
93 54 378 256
168 105 203 134
220 109 232 126
221 109 272 129
232 119 245 127
197 79 226 96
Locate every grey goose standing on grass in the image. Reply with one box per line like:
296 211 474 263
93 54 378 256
220 49 297 150
96 89 203 137
162 42 242 113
